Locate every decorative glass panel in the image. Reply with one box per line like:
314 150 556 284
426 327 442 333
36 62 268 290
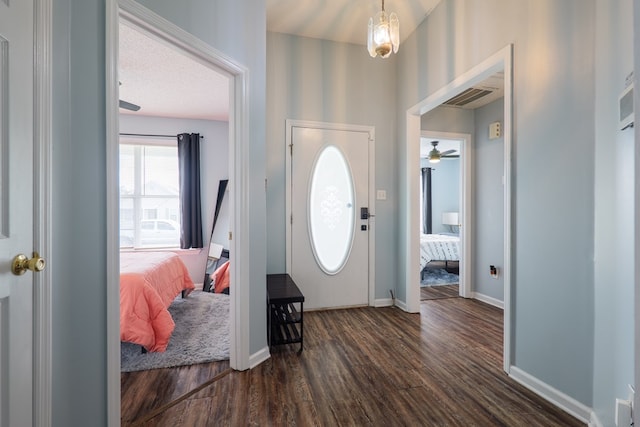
308 145 354 274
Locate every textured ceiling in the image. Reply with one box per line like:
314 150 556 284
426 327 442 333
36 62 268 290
118 23 229 121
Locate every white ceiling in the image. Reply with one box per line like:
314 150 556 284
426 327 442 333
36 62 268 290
119 1 443 121
118 23 229 121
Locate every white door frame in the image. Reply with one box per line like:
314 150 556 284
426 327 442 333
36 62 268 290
419 131 472 299
106 1 251 424
404 45 513 373
285 120 376 307
33 0 53 425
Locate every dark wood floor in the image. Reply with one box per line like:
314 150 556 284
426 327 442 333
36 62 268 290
121 298 585 426
420 284 459 300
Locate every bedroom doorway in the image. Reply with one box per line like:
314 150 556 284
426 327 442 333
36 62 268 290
418 132 470 299
404 45 513 372
106 1 251 422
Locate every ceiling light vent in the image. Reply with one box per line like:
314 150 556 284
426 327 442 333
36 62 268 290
444 87 493 107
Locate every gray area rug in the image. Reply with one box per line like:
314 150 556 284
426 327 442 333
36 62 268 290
421 268 459 286
121 291 230 372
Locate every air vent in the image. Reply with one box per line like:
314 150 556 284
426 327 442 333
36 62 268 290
444 87 493 107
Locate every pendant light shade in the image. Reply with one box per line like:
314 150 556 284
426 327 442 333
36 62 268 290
367 0 399 58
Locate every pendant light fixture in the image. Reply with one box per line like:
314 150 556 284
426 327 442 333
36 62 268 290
367 0 399 58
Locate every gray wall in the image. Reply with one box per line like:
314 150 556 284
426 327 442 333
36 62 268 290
397 0 595 406
51 1 265 425
266 32 397 300
119 115 230 284
593 0 635 424
419 157 460 236
472 99 504 301
48 0 635 425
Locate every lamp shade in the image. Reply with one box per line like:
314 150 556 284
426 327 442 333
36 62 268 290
442 212 459 226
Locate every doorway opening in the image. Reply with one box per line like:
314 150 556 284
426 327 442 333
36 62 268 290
106 1 251 423
418 132 470 300
404 45 513 372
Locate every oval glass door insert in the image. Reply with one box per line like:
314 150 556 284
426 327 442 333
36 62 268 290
308 145 355 275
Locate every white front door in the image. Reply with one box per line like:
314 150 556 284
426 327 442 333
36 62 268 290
288 124 372 310
0 0 37 425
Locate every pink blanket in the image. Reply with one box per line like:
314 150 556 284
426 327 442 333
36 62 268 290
120 252 195 352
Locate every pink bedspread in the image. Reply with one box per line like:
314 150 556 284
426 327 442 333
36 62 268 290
120 251 195 352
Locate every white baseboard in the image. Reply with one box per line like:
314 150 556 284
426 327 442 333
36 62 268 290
589 411 604 427
509 366 591 424
374 298 393 307
471 292 504 309
249 346 270 369
394 298 409 311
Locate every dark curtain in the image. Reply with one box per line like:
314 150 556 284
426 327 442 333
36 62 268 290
421 167 432 234
177 133 203 249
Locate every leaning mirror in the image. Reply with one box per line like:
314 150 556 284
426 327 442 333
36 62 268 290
203 179 230 293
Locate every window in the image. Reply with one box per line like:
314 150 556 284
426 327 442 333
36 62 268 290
119 140 181 248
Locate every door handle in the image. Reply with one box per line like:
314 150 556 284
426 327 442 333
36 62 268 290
11 252 46 275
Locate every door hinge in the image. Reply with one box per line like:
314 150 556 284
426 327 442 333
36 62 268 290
290 214 293 224
228 231 232 240
289 143 293 156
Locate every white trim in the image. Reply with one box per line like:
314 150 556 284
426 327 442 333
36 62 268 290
105 1 120 426
509 366 592 424
420 131 472 299
404 45 514 373
589 411 604 427
394 299 409 312
374 298 394 307
471 292 504 309
106 1 252 424
284 120 376 307
33 0 52 425
249 346 271 369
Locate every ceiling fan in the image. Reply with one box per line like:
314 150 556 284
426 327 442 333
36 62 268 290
118 81 141 111
119 99 140 111
427 141 458 163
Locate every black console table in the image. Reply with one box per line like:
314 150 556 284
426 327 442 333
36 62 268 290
267 274 304 353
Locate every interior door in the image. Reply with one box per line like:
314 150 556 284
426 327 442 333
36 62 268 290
0 0 37 425
289 125 371 310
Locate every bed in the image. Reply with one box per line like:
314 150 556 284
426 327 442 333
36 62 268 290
420 233 460 272
120 251 195 352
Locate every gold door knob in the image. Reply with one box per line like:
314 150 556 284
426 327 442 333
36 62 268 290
11 252 46 276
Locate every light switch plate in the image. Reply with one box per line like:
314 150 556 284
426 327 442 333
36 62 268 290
376 190 387 200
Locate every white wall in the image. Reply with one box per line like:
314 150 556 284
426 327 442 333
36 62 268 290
119 115 229 285
51 1 266 425
398 0 595 406
593 0 635 425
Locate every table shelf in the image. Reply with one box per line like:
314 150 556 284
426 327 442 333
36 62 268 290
267 274 304 353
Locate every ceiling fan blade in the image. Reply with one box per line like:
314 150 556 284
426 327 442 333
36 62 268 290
119 99 141 111
440 149 457 156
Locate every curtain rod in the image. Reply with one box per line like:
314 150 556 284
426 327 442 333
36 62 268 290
119 133 204 139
